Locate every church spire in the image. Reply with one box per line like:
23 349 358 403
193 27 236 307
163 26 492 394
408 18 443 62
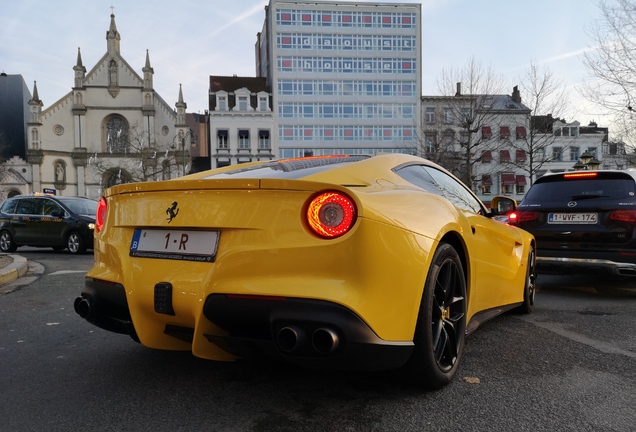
142 49 154 90
175 84 187 126
74 47 86 88
30 80 41 103
106 11 121 55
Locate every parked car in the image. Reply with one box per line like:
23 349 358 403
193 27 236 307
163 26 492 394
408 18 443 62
74 153 535 390
0 194 97 254
509 170 636 277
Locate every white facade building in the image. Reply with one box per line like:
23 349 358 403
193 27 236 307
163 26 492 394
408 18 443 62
256 0 422 158
24 13 189 200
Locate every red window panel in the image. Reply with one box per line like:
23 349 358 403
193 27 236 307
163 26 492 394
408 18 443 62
516 126 526 139
500 150 511 162
516 149 527 162
383 17 391 23
402 62 411 69
324 129 333 136
282 60 291 67
384 129 392 137
345 129 353 136
304 129 312 136
516 175 527 185
302 14 311 21
481 150 492 162
501 173 516 185
284 129 293 136
282 37 291 44
482 175 493 186
403 129 411 136
365 129 373 136
343 15 351 22
482 126 492 139
500 126 510 138
281 13 291 20
402 17 411 24
322 15 331 22
363 16 371 23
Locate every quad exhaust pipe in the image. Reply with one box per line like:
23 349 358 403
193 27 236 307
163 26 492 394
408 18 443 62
276 325 340 354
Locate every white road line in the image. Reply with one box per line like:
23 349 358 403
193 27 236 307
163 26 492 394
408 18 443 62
48 270 89 276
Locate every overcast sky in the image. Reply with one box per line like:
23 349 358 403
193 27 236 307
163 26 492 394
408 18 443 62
1 0 604 123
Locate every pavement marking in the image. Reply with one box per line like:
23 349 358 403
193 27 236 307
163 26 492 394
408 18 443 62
520 316 636 360
48 270 90 276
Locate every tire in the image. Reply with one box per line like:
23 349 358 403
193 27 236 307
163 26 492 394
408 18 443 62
66 231 86 254
514 245 536 314
0 230 18 253
402 242 467 390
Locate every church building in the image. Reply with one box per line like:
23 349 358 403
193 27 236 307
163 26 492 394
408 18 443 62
23 13 189 200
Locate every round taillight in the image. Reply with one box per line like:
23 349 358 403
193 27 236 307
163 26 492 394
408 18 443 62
96 197 107 233
306 192 356 238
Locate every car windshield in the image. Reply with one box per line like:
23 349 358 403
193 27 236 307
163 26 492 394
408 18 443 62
58 198 98 215
524 178 635 202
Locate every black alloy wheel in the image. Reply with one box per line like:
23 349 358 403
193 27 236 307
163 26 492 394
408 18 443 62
403 242 466 390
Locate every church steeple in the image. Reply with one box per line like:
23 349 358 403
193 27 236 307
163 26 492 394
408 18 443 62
175 84 187 127
142 49 154 90
106 12 121 55
73 47 86 88
27 81 43 149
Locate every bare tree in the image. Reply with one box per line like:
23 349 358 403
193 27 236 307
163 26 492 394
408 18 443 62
419 56 510 185
581 0 636 150
508 62 573 185
88 123 186 188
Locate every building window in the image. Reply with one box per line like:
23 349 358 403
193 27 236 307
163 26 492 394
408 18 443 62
258 130 270 149
516 126 526 140
552 147 563 161
460 132 469 144
238 130 250 149
481 150 492 163
444 108 453 124
238 96 249 111
501 173 515 194
424 132 436 155
425 107 435 123
482 126 492 140
536 148 546 161
460 107 470 124
499 126 510 140
217 130 228 149
481 174 492 194
217 96 227 111
499 150 511 163
105 116 129 153
258 96 269 111
516 175 526 194
570 146 580 161
516 149 527 162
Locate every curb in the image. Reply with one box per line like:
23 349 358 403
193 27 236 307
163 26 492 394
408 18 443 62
0 255 29 286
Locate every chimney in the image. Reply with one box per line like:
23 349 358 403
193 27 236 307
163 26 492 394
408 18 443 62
455 82 461 96
512 86 521 103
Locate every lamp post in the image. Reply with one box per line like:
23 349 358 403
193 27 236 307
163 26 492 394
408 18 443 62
573 150 601 170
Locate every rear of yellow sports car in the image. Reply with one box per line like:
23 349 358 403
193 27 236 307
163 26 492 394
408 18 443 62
76 170 442 370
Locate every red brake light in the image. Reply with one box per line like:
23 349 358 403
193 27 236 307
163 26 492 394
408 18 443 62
96 197 107 233
507 212 518 223
610 210 636 223
306 191 356 238
515 210 538 223
563 172 598 179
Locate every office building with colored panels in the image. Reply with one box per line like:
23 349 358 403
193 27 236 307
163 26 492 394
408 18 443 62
257 0 422 159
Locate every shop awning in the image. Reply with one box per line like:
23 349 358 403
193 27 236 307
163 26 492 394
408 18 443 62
516 175 527 185
501 173 516 185
499 150 511 162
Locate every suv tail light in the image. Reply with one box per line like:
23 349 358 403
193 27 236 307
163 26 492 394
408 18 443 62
513 210 538 223
610 210 636 223
306 191 356 238
96 197 107 233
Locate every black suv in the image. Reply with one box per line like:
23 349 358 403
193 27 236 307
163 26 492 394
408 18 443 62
510 170 636 277
0 194 97 254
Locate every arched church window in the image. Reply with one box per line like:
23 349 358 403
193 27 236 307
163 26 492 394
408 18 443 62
105 116 129 153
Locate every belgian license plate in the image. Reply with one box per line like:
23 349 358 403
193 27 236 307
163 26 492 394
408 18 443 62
548 213 598 224
130 228 219 262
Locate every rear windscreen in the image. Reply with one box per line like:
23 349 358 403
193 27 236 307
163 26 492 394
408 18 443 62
524 177 636 202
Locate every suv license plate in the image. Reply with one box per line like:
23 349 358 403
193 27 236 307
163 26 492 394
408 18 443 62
130 228 219 262
548 213 598 224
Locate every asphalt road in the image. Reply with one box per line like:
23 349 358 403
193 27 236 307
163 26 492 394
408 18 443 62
1 250 635 432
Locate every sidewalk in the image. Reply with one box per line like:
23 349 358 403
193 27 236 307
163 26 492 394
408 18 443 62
0 254 29 286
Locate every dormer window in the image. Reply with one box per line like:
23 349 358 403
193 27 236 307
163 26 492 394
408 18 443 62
258 96 269 111
238 96 249 111
217 95 227 111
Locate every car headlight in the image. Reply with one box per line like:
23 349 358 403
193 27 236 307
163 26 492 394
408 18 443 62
88 223 96 230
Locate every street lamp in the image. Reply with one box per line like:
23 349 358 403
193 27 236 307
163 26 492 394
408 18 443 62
572 150 601 171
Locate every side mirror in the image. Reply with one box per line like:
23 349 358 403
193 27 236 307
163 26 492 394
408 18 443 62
490 196 517 216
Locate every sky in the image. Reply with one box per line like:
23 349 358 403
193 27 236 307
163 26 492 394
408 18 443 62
0 0 606 125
